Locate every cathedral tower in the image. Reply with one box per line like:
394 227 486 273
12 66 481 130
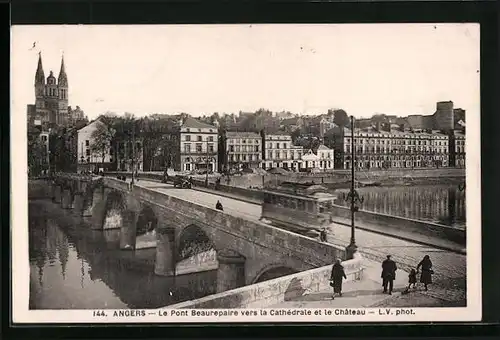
33 53 70 126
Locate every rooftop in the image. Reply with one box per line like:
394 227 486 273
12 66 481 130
181 117 217 130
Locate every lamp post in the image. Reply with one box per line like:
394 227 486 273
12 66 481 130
205 145 210 187
131 120 135 186
345 116 364 258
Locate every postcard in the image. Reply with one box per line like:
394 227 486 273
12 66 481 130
11 23 481 323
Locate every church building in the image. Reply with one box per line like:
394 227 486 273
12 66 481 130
27 53 85 127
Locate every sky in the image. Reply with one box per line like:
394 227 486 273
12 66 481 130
11 24 480 120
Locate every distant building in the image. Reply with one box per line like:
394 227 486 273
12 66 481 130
279 117 304 133
434 101 455 130
77 120 113 172
28 53 85 129
328 127 450 170
222 131 262 171
67 106 87 126
301 149 320 170
316 144 335 170
262 132 303 171
178 117 218 172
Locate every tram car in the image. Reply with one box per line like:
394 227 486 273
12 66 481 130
260 182 337 235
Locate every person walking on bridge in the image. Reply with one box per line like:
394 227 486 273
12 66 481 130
381 255 397 295
320 227 327 242
215 200 224 211
416 255 433 291
330 259 347 300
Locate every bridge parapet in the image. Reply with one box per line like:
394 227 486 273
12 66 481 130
111 179 348 268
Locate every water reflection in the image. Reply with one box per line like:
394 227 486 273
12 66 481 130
29 201 216 310
335 184 465 228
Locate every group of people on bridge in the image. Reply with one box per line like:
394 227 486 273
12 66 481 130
329 254 434 300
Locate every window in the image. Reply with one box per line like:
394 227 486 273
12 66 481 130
282 143 286 149
197 135 202 141
254 146 259 152
196 143 202 153
185 135 191 141
184 144 191 153
86 149 90 156
229 145 234 152
208 144 214 153
85 140 90 146
209 136 214 142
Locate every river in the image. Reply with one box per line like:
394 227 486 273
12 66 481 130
28 200 217 310
335 184 466 228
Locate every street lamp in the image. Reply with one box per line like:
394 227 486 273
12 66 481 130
205 145 210 187
131 121 135 186
345 116 364 258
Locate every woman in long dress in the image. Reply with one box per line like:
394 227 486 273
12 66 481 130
330 259 347 299
416 255 433 291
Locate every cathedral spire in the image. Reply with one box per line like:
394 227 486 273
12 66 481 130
58 53 68 86
35 52 45 85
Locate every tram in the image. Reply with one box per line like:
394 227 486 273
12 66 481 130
260 182 337 235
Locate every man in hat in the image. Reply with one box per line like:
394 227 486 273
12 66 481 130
381 255 397 295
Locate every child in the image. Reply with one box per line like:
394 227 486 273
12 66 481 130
408 269 417 289
402 269 417 295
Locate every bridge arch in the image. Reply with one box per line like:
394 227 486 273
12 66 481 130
177 224 216 262
251 264 298 284
136 204 158 237
101 190 127 229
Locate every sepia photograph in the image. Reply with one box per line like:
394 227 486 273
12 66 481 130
11 23 481 323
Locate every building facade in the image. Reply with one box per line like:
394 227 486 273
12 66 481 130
179 118 218 173
316 144 335 170
77 120 113 172
224 131 262 171
452 131 466 168
262 133 303 171
335 128 450 170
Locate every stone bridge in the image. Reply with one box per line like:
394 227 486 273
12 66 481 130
49 174 349 293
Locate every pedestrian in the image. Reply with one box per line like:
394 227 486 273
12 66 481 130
403 269 417 294
215 200 224 211
381 255 397 295
330 259 347 299
416 255 433 291
408 268 417 289
320 227 327 242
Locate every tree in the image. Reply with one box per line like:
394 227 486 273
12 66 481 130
290 128 301 143
90 122 116 171
27 126 48 177
331 109 349 127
